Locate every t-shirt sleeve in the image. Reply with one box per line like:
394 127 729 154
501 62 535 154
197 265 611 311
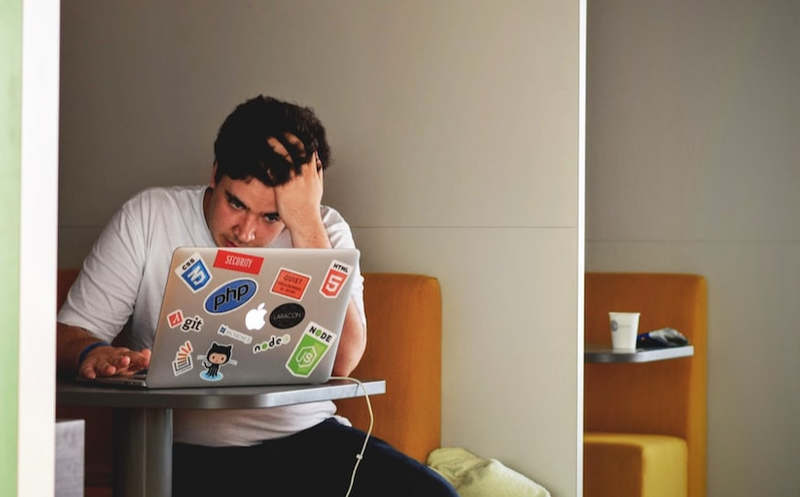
57 194 149 342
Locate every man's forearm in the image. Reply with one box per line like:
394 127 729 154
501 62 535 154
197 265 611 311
56 323 104 376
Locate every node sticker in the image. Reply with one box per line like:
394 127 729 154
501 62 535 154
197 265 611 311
320 260 353 299
172 341 194 376
286 322 337 378
253 334 291 354
213 250 264 275
270 268 311 301
176 252 212 293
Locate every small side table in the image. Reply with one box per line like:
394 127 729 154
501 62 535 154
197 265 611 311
585 344 694 363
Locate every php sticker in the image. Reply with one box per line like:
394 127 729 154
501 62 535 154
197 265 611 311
270 268 311 301
320 260 353 298
176 252 212 293
204 278 258 314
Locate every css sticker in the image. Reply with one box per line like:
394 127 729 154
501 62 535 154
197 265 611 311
176 252 212 293
204 278 258 314
171 341 194 376
286 322 337 378
320 260 353 298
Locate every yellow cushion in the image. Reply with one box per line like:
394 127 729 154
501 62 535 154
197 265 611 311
584 432 688 497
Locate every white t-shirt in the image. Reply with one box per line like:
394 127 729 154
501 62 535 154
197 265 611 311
58 185 366 446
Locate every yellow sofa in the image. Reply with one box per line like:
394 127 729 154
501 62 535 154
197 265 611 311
56 270 443 496
584 272 708 497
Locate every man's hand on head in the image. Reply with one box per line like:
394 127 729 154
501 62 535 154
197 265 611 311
268 135 330 248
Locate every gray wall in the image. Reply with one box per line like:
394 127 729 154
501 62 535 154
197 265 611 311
59 1 585 495
587 0 799 495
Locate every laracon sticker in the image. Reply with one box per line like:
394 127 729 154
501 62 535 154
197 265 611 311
176 252 212 293
270 268 311 301
286 322 337 378
320 260 353 298
204 278 258 314
213 250 264 275
172 341 194 376
269 303 305 329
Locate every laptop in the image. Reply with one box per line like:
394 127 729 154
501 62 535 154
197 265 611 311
82 246 360 388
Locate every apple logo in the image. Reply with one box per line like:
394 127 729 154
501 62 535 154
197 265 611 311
245 303 268 331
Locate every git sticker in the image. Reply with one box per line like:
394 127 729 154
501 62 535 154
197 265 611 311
270 268 311 301
320 260 353 298
176 252 212 293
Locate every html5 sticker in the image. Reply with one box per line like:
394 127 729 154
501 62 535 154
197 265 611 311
320 260 353 298
270 268 311 301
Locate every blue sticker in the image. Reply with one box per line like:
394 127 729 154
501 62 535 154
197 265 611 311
204 278 258 314
176 253 212 293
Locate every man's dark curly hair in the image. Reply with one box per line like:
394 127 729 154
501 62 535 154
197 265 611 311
213 95 331 186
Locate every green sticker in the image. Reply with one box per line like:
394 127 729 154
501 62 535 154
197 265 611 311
286 322 337 377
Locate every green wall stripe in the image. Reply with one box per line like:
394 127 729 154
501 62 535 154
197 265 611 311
0 0 23 496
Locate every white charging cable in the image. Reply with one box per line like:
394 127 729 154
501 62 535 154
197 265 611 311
331 376 374 497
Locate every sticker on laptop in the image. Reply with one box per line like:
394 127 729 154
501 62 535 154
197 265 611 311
172 341 194 376
176 252 212 293
253 334 291 354
217 324 252 344
167 309 185 328
204 278 258 314
198 342 237 382
213 250 264 275
286 322 337 378
269 303 305 329
245 303 268 331
320 260 353 298
270 268 311 301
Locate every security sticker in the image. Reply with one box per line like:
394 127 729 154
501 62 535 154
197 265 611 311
270 268 311 301
320 260 353 299
172 341 194 376
176 252 212 293
286 322 337 378
213 250 264 275
217 324 253 344
168 310 185 329
198 342 237 382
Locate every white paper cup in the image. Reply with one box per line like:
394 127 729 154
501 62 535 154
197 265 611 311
609 312 640 351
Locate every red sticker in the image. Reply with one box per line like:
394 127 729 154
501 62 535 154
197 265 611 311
271 268 311 301
320 260 353 298
214 250 264 275
168 310 184 328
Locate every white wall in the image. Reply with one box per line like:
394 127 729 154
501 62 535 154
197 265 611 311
59 1 585 495
587 1 800 496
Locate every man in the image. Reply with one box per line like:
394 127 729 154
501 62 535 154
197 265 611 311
56 95 458 496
